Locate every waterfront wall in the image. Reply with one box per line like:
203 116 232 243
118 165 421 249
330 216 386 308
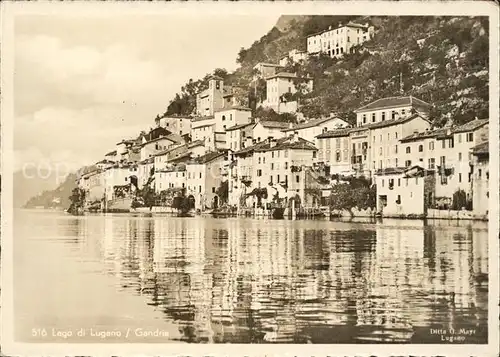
427 208 487 221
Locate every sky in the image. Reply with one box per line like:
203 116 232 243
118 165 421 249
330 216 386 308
14 14 279 173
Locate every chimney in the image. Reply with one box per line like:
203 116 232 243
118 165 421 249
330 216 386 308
270 138 277 148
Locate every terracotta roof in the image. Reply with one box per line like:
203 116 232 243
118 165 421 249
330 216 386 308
452 119 488 133
225 122 254 132
355 96 431 113
255 120 290 130
154 143 188 157
168 152 192 163
140 135 179 147
351 113 429 132
471 141 489 155
105 150 117 156
284 116 347 132
316 128 353 139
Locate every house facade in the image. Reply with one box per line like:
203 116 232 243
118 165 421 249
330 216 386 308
195 76 226 117
252 62 283 81
155 115 192 137
186 152 227 210
306 22 375 57
471 141 489 216
316 129 352 175
375 167 435 217
263 72 313 114
279 49 308 66
355 96 431 127
226 122 254 152
252 120 288 143
155 165 187 194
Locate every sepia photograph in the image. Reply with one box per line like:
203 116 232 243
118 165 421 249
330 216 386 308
1 1 498 356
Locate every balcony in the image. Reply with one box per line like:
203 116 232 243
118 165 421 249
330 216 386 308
240 175 252 183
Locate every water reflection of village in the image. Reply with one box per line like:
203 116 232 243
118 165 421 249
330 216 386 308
93 216 488 343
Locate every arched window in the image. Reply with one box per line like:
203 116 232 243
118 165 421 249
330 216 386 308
406 147 411 154
418 145 423 152
222 115 226 121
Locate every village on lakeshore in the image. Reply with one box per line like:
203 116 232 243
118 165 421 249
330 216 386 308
74 20 490 220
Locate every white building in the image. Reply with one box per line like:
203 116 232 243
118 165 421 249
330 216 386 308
155 115 192 137
186 151 227 210
355 96 431 127
306 22 375 57
137 158 155 189
471 141 489 216
252 120 289 144
191 116 216 150
263 72 313 114
374 166 435 217
103 165 138 201
155 165 187 194
252 62 283 81
279 49 308 67
316 128 353 175
226 122 254 152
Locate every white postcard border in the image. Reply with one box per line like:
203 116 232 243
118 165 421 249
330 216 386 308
1 1 499 356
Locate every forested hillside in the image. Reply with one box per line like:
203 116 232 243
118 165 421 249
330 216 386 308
163 15 489 127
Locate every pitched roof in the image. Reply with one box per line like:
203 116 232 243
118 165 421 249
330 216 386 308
257 137 317 152
105 150 117 156
215 106 252 113
191 115 215 122
316 128 353 139
188 140 205 148
351 113 429 132
399 128 447 143
284 116 347 132
452 119 489 133
141 135 179 147
189 151 225 165
154 143 188 157
355 96 431 113
225 122 254 132
265 72 313 81
255 120 290 130
471 141 489 155
233 137 289 156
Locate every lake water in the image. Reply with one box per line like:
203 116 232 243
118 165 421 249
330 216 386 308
13 210 488 344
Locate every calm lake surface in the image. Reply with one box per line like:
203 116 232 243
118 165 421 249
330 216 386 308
14 209 488 344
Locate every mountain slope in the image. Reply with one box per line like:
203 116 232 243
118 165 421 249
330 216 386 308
163 15 489 127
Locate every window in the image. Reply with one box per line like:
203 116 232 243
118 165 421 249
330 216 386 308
285 162 288 170
381 179 384 187
391 111 396 120
222 115 225 121
258 157 261 164
466 132 473 142
401 109 406 116
478 169 482 178
395 145 398 154
428 158 435 169
284 150 288 158
373 135 376 142
363 114 367 124
418 145 423 152
458 134 462 143
381 112 386 121
396 195 401 204
429 141 434 150
296 175 300 183
458 152 462 161
336 152 341 162
372 113 376 122
379 135 382 142
405 160 411 167
199 173 202 179
212 187 216 193
182 183 185 188
395 132 398 139
199 185 202 192
277 175 280 183
272 152 274 158
442 140 446 149
449 138 454 148
395 158 398 167
257 169 262 177
406 147 411 154
336 138 341 148
397 178 401 187
271 163 274 170
458 173 462 183
379 147 382 155
415 177 419 184
313 151 317 159
387 133 390 140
